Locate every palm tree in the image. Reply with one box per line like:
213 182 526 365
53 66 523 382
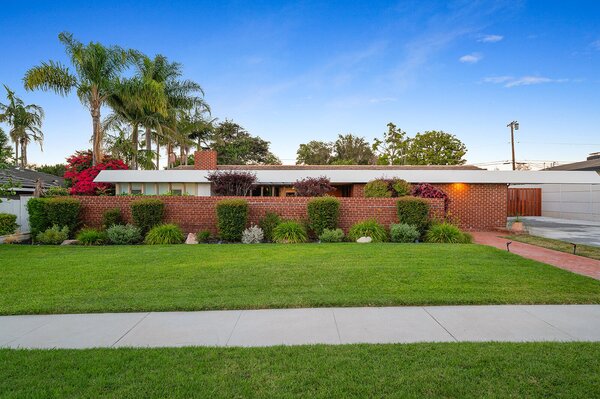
0 85 44 167
23 32 135 165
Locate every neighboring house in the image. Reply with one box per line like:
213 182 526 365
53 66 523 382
534 152 600 221
0 167 65 233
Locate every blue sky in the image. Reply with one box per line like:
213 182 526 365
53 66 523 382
1 0 599 168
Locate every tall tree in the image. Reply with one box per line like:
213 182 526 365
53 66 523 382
372 122 410 165
23 32 135 165
296 140 333 165
209 121 280 165
0 85 44 167
405 130 467 165
0 128 13 166
332 134 374 165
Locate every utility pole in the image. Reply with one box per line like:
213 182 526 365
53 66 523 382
507 121 519 170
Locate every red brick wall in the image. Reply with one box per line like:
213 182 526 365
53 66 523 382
351 183 506 230
74 196 445 234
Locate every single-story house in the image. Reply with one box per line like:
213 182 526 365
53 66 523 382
0 167 65 234
91 150 600 231
511 152 600 222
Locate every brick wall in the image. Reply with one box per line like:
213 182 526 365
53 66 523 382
73 183 506 233
194 150 218 170
74 196 445 234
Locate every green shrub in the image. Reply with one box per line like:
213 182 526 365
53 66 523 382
131 199 164 234
397 197 430 233
272 220 308 243
425 222 472 244
76 228 107 245
45 198 81 236
102 208 124 228
259 212 281 242
347 219 388 242
106 224 142 245
390 223 420 243
36 225 69 245
319 228 345 243
307 197 340 236
42 187 69 197
216 199 248 242
0 213 18 235
144 224 185 245
196 230 211 243
364 179 392 198
392 179 412 196
26 198 50 237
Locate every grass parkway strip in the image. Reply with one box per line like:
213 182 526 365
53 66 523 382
1 243 600 315
1 343 600 398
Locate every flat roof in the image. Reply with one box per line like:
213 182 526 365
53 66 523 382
95 169 600 185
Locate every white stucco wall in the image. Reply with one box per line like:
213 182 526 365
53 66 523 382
535 184 600 222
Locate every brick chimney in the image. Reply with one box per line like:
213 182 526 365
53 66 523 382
194 150 218 170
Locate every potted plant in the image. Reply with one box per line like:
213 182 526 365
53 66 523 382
511 214 525 233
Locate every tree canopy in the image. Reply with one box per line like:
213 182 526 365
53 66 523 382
207 121 280 165
405 130 467 165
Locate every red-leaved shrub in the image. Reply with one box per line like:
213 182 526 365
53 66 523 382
207 170 257 196
293 176 334 197
64 150 129 195
411 183 449 211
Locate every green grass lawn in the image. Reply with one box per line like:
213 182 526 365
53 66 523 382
507 234 600 261
1 243 600 315
2 343 599 398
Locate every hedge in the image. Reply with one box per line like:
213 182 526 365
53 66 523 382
307 197 340 236
131 199 165 234
26 198 50 237
396 197 430 233
0 213 18 236
216 199 248 241
45 197 81 236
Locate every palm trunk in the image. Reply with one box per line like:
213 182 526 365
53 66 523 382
156 139 160 170
91 105 102 165
145 126 153 169
14 141 19 166
20 139 27 167
131 124 139 169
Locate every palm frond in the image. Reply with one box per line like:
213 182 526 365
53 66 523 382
23 61 77 95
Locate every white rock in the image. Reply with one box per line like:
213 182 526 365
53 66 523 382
185 233 198 244
356 236 372 243
60 239 79 245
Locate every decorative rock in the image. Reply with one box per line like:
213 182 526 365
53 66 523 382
356 236 372 243
185 233 198 244
61 239 79 246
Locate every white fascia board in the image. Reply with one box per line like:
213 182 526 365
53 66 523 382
95 169 600 185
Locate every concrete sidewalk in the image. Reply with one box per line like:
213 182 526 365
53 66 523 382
2 305 600 349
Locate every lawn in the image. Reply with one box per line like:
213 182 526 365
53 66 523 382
2 243 600 315
1 343 599 398
507 234 600 261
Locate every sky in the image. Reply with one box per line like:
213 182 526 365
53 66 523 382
1 0 599 169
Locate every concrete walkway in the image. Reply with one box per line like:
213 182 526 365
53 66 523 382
2 305 600 349
473 232 600 280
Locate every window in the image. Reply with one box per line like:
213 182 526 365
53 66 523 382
131 189 142 195
171 189 182 196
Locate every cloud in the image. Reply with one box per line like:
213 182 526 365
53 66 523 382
483 75 569 87
478 34 503 43
459 53 483 63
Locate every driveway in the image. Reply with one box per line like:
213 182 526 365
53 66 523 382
511 217 600 247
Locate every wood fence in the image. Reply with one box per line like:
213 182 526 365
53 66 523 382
507 188 542 217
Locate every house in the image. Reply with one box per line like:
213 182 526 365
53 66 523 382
0 167 65 234
517 152 600 222
92 150 600 231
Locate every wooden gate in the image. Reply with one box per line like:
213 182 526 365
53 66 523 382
507 188 542 217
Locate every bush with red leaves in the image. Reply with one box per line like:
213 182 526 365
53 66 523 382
293 176 334 197
207 170 257 196
411 183 449 211
64 150 128 196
